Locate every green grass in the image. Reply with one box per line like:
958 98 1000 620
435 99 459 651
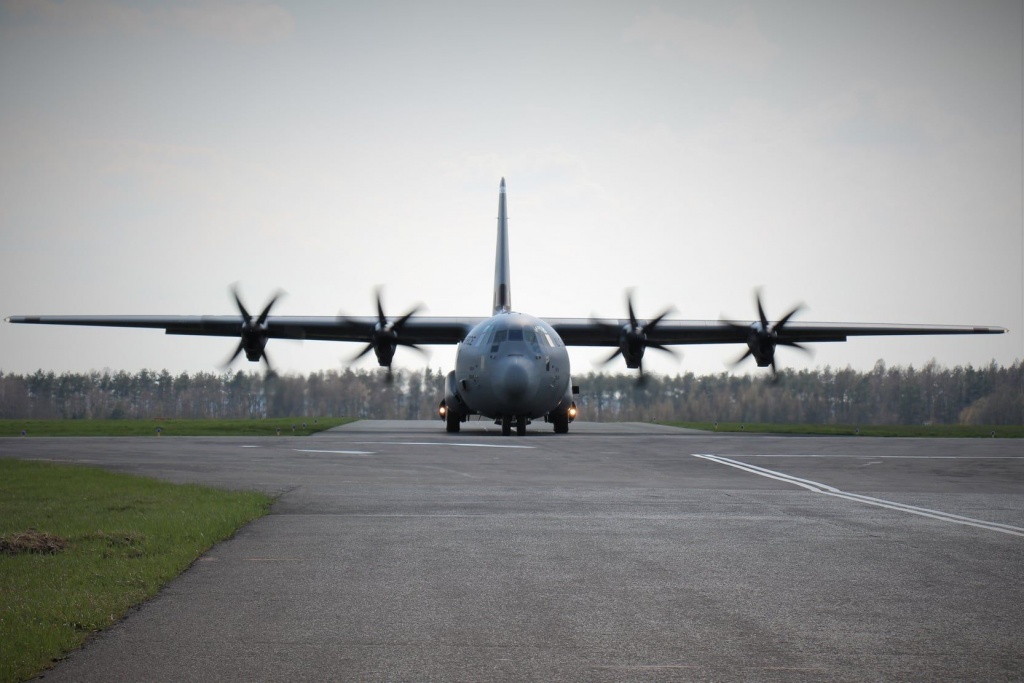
0 417 356 437
0 460 273 683
657 421 1024 438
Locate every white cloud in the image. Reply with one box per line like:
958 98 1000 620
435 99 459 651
623 5 779 71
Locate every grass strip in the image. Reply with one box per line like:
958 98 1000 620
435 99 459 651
657 421 1023 438
0 459 272 683
0 417 355 437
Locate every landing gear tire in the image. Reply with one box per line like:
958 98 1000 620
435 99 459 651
516 416 527 436
501 416 512 436
446 411 461 433
552 411 569 434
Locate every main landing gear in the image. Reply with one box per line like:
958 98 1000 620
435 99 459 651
551 410 569 434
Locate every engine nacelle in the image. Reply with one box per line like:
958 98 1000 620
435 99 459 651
746 325 777 367
618 325 647 369
372 337 397 367
240 323 269 363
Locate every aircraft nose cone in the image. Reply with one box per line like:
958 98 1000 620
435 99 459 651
502 361 529 398
493 357 540 413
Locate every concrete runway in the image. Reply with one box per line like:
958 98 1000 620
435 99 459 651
3 420 1022 682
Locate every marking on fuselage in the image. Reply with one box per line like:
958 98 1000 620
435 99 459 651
693 453 1024 537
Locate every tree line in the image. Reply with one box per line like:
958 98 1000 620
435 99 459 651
0 360 1020 425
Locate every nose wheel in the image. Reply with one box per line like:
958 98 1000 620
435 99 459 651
500 415 528 436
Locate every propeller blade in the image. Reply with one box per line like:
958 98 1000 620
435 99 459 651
644 307 675 332
728 289 807 373
395 340 427 356
223 340 246 368
774 304 803 332
755 289 769 329
626 291 638 330
256 291 282 326
393 305 422 330
220 286 294 372
374 288 387 326
731 348 753 367
600 348 623 365
261 348 275 377
349 343 375 362
232 287 252 323
778 339 808 352
648 343 681 361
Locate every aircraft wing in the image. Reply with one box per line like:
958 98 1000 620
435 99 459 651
6 313 1005 377
549 318 1008 347
550 316 1005 375
4 315 478 345
7 315 1005 346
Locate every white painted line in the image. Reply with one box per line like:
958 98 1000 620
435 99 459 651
694 454 839 493
293 449 374 456
721 454 1023 459
828 491 1024 534
693 453 1024 537
240 445 260 448
351 441 535 450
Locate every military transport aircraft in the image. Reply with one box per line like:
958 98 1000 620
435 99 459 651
6 179 1007 435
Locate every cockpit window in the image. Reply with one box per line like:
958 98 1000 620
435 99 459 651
534 327 553 347
469 324 492 347
490 328 507 353
486 322 558 353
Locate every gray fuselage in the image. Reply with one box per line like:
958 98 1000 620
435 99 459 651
453 311 573 420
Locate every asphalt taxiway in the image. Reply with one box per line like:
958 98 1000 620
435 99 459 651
2 420 1022 682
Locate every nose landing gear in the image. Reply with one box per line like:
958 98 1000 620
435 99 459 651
499 415 529 436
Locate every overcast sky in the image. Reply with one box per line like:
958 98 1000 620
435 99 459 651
1 0 1021 379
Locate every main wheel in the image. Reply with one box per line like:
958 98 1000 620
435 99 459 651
501 416 512 436
516 416 527 436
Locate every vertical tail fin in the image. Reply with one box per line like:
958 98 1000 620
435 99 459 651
493 177 512 313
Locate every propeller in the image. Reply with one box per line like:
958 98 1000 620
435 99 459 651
342 288 425 376
724 289 808 378
223 286 283 376
595 290 677 380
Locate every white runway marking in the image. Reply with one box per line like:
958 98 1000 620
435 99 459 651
725 454 1022 459
293 449 375 456
693 453 1024 537
352 441 535 450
